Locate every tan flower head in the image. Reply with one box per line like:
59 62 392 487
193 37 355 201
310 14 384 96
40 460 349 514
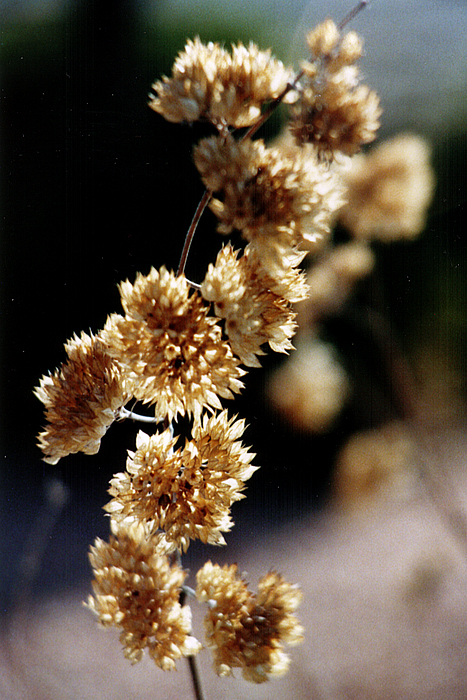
306 18 363 70
201 243 301 367
106 411 257 552
290 20 381 158
339 133 435 240
101 266 245 421
34 332 130 464
149 37 294 128
196 562 304 683
297 241 375 325
334 422 416 505
268 335 350 432
194 133 342 278
86 520 201 668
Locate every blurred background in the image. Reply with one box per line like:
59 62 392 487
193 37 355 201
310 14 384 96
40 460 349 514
1 0 466 633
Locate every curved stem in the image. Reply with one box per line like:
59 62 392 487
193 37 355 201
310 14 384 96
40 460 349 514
177 189 212 277
182 584 197 599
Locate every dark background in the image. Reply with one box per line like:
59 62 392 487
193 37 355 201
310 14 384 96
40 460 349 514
1 0 466 609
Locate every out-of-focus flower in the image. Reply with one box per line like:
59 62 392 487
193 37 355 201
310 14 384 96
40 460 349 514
268 335 350 432
196 562 303 683
305 18 364 70
339 133 435 240
297 241 375 326
86 520 202 668
290 20 381 158
201 243 302 367
35 332 130 465
106 411 257 552
101 266 245 421
334 422 417 505
194 134 342 279
149 37 295 128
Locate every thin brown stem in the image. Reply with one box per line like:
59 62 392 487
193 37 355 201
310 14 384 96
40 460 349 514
337 0 370 31
187 654 206 700
178 569 206 700
177 188 212 277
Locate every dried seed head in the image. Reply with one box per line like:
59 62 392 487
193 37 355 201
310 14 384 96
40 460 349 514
149 37 294 128
106 410 257 552
35 332 131 464
196 562 304 683
201 243 302 367
101 267 245 421
339 133 435 240
194 134 343 279
268 336 350 433
291 20 380 158
86 520 202 668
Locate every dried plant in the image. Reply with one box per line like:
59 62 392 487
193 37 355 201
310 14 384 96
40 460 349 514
34 3 436 698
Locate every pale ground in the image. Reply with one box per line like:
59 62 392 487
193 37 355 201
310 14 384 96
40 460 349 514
2 429 467 700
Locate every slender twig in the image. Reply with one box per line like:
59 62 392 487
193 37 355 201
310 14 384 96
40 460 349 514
182 584 197 599
187 654 207 700
177 189 212 277
338 0 370 31
187 279 202 291
178 576 206 700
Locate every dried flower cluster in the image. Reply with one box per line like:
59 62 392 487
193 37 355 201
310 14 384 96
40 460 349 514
201 243 306 367
268 334 351 433
149 37 295 128
34 332 130 465
196 562 304 682
86 520 202 668
106 411 257 552
34 9 436 695
339 133 435 240
101 266 245 421
334 422 417 505
290 19 381 158
268 130 435 434
194 134 344 278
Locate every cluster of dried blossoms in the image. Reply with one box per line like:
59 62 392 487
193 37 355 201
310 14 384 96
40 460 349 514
268 131 435 439
34 13 408 690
